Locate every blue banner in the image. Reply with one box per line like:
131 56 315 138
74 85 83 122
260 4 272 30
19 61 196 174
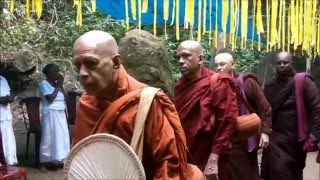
96 0 263 41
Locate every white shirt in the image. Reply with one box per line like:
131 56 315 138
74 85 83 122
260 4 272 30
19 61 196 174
38 80 66 110
0 76 12 121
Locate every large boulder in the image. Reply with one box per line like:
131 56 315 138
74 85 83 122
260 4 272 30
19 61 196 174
0 47 38 94
0 47 37 73
119 29 174 98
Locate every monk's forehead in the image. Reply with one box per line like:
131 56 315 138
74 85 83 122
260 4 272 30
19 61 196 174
74 37 117 55
214 53 233 63
276 52 292 62
177 41 202 53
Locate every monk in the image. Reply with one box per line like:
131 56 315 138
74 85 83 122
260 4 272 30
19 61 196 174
174 41 238 180
214 53 272 180
71 30 202 179
261 52 320 180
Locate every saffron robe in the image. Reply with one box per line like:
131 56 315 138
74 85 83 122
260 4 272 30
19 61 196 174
261 74 320 180
228 73 272 180
174 65 238 180
72 66 200 179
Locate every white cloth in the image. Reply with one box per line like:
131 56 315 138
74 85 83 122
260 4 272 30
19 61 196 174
0 120 18 165
40 109 70 163
38 80 66 110
0 76 12 121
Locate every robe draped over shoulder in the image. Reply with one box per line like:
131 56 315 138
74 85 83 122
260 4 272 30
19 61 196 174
261 74 320 180
72 65 201 179
228 73 272 180
174 65 238 179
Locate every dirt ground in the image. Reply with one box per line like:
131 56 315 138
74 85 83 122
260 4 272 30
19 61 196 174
10 102 320 180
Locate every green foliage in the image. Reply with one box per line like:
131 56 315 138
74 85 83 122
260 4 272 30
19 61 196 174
1 4 45 49
232 43 267 72
150 25 267 81
1 0 266 83
46 9 127 58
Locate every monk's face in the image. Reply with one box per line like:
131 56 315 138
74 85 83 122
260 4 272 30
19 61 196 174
214 56 234 74
73 41 118 96
176 43 203 78
275 54 294 77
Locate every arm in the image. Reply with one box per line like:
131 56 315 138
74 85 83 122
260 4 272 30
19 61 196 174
145 96 188 180
244 78 272 135
303 78 320 140
42 74 66 103
44 88 60 103
57 74 69 102
39 81 59 103
203 77 237 178
211 78 238 154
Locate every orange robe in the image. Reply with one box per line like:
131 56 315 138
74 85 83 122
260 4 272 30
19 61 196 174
72 65 200 179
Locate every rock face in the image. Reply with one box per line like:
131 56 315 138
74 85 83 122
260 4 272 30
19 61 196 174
0 46 83 96
119 29 174 98
0 47 37 73
0 47 38 94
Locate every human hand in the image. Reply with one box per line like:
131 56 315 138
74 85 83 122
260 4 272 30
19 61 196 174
303 134 319 152
55 74 64 88
259 133 269 148
204 153 219 180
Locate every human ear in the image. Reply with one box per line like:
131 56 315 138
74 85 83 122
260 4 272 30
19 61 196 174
199 54 204 64
231 61 235 69
112 54 122 69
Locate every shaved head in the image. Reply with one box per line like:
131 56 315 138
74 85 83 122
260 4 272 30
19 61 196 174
73 30 121 97
176 40 204 79
275 51 293 63
275 51 295 77
214 53 234 63
213 53 234 75
177 40 204 56
74 30 119 56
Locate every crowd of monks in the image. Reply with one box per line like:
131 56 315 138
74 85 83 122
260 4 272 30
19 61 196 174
70 30 320 180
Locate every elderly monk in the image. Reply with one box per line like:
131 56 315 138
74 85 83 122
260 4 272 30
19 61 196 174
174 41 238 180
214 53 272 180
261 52 320 180
71 30 202 179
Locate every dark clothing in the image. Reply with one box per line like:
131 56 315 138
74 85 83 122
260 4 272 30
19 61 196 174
229 147 260 180
242 74 272 135
261 74 320 180
229 73 272 180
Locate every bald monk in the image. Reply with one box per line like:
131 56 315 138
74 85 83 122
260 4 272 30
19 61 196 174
174 41 238 180
214 53 272 180
261 52 320 180
71 30 202 179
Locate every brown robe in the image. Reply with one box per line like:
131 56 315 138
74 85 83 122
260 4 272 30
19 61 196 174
261 74 320 180
72 65 201 180
228 73 272 180
175 65 238 180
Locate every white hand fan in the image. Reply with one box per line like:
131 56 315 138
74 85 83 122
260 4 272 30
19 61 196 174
64 133 146 180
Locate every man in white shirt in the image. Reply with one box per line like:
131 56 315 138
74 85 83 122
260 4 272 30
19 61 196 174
0 72 18 165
